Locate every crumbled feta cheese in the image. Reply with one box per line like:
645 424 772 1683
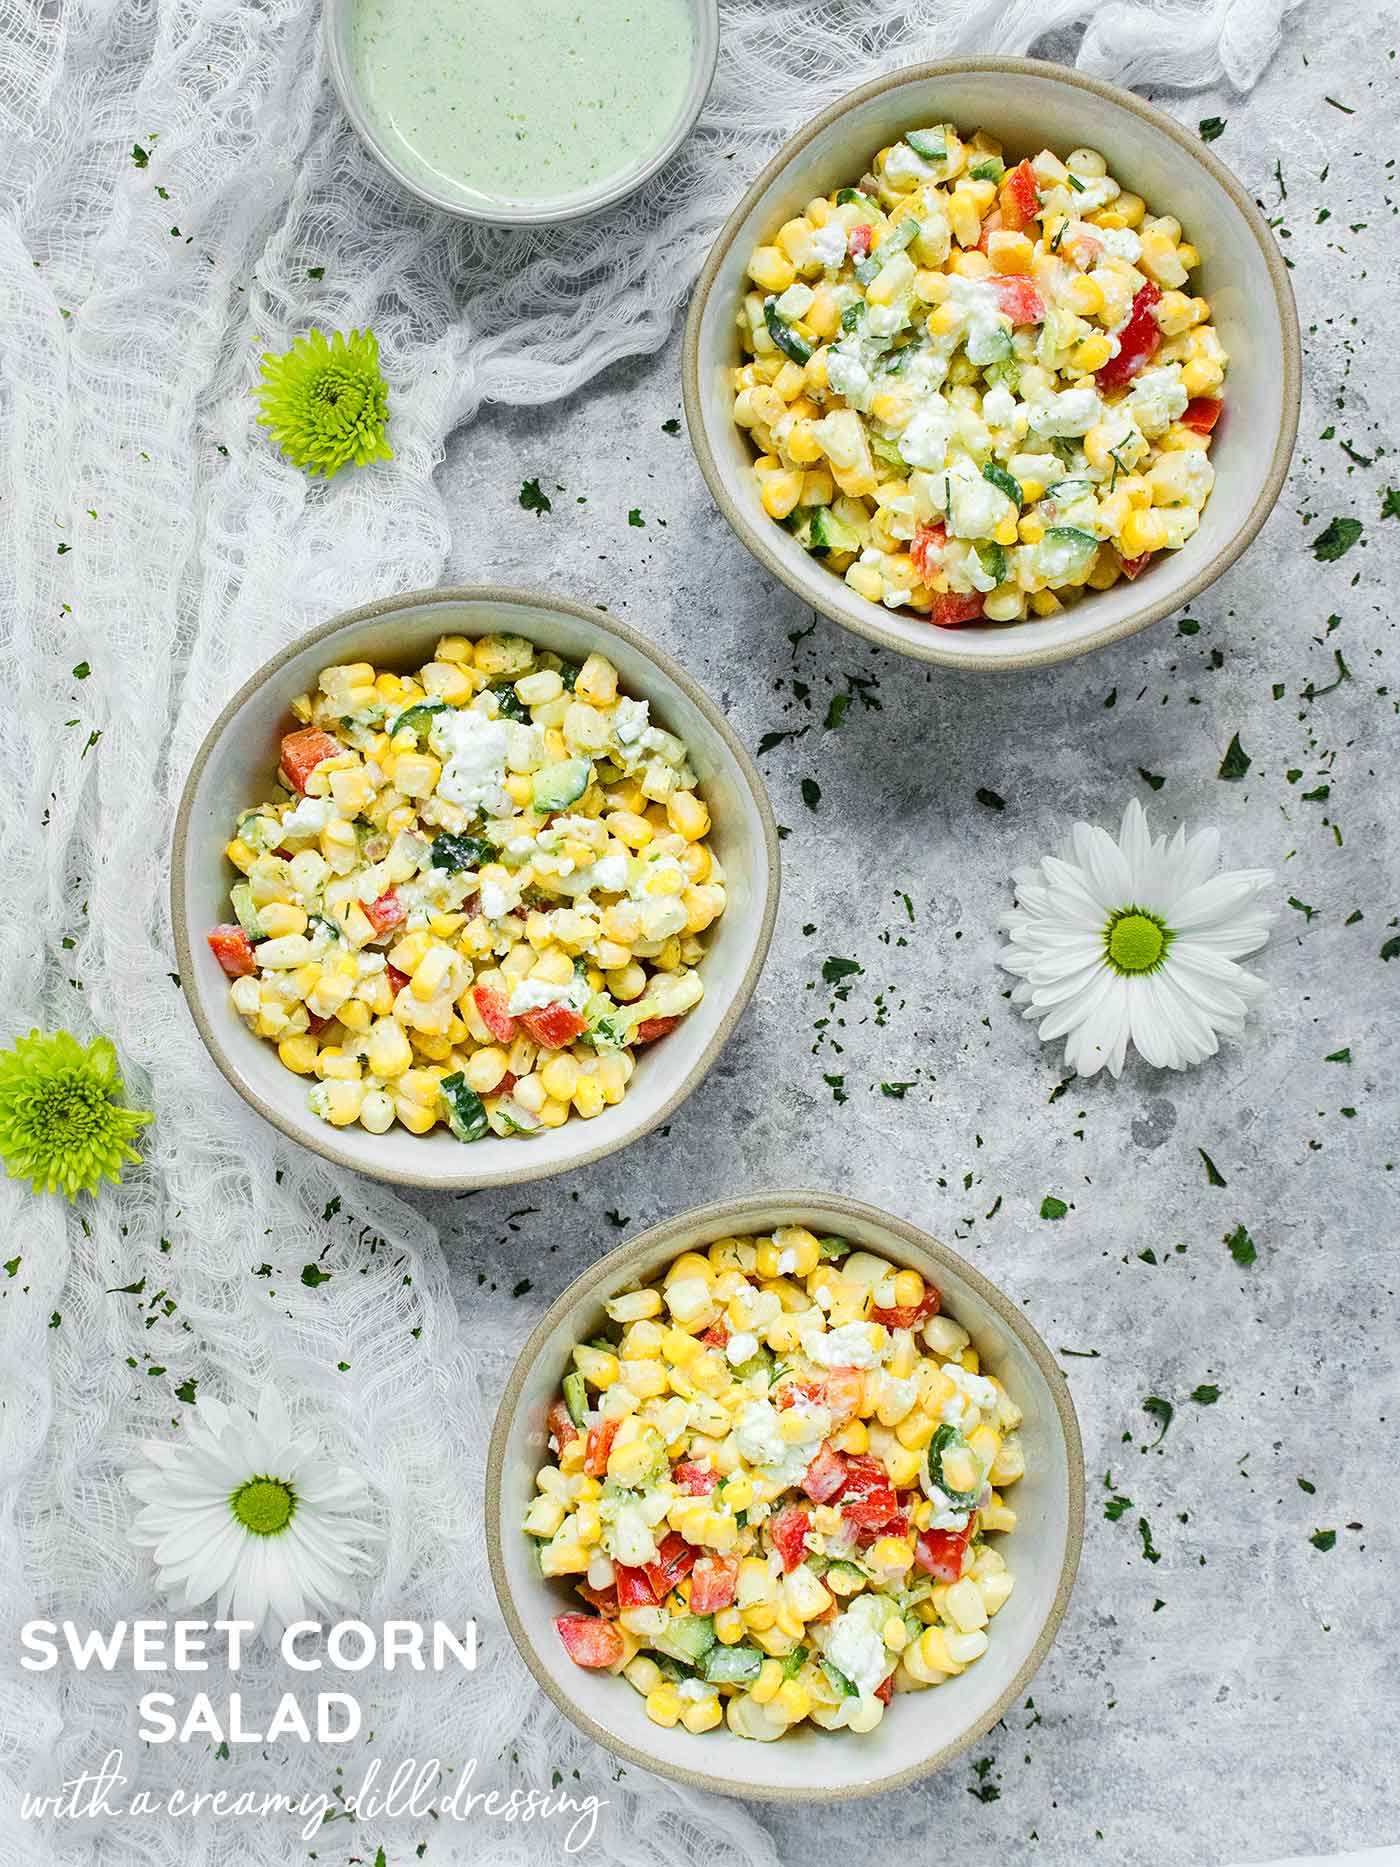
898 400 953 470
677 1678 718 1702
726 1330 759 1366
430 707 510 816
589 852 630 893
1029 386 1102 437
981 384 1019 430
280 796 334 839
827 349 874 411
824 1593 893 1698
810 223 848 270
801 1320 884 1369
1128 365 1188 438
1096 226 1141 263
734 1398 829 1485
506 974 591 1017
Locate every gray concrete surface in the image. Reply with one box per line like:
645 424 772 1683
435 7 1398 1862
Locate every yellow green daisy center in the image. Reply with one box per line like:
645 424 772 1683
230 1476 296 1536
1104 908 1171 976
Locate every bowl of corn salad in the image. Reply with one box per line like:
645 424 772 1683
684 58 1300 670
173 589 779 1189
487 1194 1082 1799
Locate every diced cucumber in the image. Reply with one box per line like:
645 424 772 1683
391 699 446 741
440 1073 488 1144
905 130 946 161
840 301 867 335
926 1423 981 1509
880 344 914 377
782 1645 810 1679
976 541 1007 584
731 1343 776 1384
532 758 591 813
229 882 265 942
834 187 869 205
868 432 907 474
700 1643 763 1685
562 1371 588 1427
825 1560 866 1591
853 256 880 287
818 1235 851 1261
982 356 1021 395
654 1614 716 1665
1041 525 1101 580
764 296 813 365
982 461 1023 506
430 831 494 871
969 156 1005 182
559 663 580 692
820 1656 859 1698
492 684 530 723
966 323 1014 366
880 216 920 256
809 507 862 553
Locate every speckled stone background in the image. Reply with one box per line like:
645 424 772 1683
435 6 1398 1863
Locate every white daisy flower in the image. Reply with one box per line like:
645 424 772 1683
999 799 1274 1078
126 1385 378 1638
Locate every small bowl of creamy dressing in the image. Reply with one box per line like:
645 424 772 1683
326 0 718 224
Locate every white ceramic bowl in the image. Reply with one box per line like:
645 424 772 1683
487 1193 1083 1799
324 0 719 225
172 588 779 1191
684 57 1301 670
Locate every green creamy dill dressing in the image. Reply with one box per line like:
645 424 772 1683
349 0 696 208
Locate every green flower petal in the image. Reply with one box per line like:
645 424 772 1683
255 327 393 479
0 1029 152 1201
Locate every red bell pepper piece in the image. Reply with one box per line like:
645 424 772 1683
517 1003 588 1050
988 274 1044 326
875 1671 896 1705
643 1531 696 1601
546 1398 577 1450
800 1441 849 1504
700 1321 729 1349
819 1367 866 1422
207 924 257 979
999 159 1040 233
687 1555 740 1615
1117 552 1152 581
910 520 947 586
385 964 411 997
1181 395 1223 433
576 1580 619 1618
870 1284 942 1331
279 727 341 794
914 1521 976 1582
849 224 873 260
1095 280 1162 392
363 889 405 936
495 1071 518 1096
614 1564 660 1609
975 209 1002 253
770 1504 811 1573
837 1454 901 1531
633 1016 680 1045
583 1418 616 1478
671 1460 719 1495
928 591 986 628
472 983 517 1043
555 1613 623 1669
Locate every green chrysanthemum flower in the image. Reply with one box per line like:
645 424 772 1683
0 1030 152 1201
255 328 393 478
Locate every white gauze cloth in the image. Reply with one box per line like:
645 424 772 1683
0 1 1301 1863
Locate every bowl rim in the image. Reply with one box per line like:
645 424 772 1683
322 0 720 227
681 54 1303 672
170 584 781 1192
485 1189 1086 1801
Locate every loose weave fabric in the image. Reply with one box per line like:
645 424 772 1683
0 1 1300 1862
